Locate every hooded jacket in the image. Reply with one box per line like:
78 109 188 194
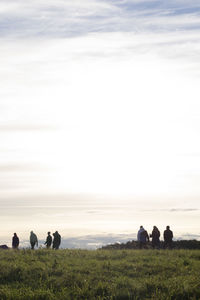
137 227 145 242
30 232 38 246
137 227 149 243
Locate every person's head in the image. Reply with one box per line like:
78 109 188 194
166 226 170 230
140 225 143 229
48 232 51 235
30 231 33 234
14 233 17 236
153 226 156 230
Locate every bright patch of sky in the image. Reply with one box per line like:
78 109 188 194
0 0 200 244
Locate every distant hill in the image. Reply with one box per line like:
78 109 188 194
101 239 200 250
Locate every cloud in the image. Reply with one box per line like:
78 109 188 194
180 233 200 239
0 124 55 131
0 0 118 38
0 163 51 195
0 163 47 172
169 208 199 212
0 0 200 38
145 208 200 212
59 234 136 249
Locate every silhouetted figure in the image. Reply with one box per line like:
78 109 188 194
30 231 38 249
52 231 61 249
150 226 160 249
164 226 173 249
44 232 52 249
137 226 149 249
12 233 19 249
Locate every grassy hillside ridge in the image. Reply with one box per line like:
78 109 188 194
101 239 200 250
0 249 200 299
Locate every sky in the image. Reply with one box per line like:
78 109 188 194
1 0 200 248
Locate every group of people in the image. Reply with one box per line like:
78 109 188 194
12 226 173 250
137 225 173 249
12 231 61 250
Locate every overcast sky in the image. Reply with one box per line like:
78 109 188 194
1 0 200 245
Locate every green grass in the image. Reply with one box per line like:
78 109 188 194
0 249 200 299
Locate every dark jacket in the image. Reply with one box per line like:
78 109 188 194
12 235 19 248
140 230 149 243
45 235 52 247
164 229 173 242
151 228 160 243
53 232 61 248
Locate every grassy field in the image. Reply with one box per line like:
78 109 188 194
0 249 200 299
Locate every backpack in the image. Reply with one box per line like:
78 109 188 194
140 230 148 242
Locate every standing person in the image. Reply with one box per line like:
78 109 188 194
30 231 38 250
150 226 160 249
163 226 173 249
137 226 144 243
12 233 19 249
52 231 61 249
137 226 149 249
44 232 52 249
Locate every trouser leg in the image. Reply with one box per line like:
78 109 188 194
31 242 35 249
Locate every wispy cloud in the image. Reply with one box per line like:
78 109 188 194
0 0 200 38
0 124 55 131
145 208 200 212
180 233 200 240
169 208 199 212
0 0 117 38
0 163 47 172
